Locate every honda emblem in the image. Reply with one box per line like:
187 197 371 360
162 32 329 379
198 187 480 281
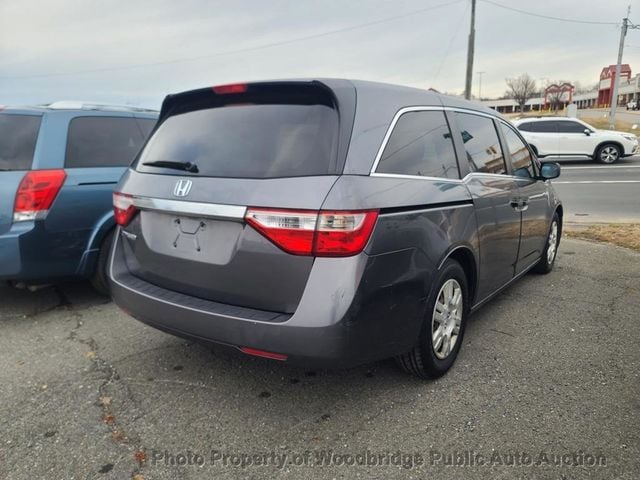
173 179 192 197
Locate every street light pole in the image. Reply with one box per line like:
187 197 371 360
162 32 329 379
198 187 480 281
609 6 631 129
477 71 485 100
464 0 476 100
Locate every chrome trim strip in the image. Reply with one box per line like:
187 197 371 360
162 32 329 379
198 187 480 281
444 106 503 120
369 172 461 184
381 203 473 218
131 196 246 220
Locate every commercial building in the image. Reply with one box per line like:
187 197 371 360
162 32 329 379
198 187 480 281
482 65 640 113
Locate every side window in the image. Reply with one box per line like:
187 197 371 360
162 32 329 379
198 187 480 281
530 121 557 133
517 122 534 132
376 110 459 179
65 117 147 168
500 123 535 179
556 121 586 134
454 113 506 175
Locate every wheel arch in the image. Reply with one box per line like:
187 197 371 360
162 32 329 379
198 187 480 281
437 245 478 306
593 140 624 158
75 211 116 276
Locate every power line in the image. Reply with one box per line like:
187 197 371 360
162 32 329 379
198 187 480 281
431 1 469 82
479 0 619 25
0 0 463 80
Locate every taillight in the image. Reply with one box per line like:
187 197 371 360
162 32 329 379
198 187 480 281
245 208 379 257
13 169 66 222
113 192 138 227
212 83 248 94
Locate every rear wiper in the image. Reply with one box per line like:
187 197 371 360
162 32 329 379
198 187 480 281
142 160 199 173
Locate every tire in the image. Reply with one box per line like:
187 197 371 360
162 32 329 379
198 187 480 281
396 259 469 379
594 143 621 164
90 230 115 296
532 213 560 274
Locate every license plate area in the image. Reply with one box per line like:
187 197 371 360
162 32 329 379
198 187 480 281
140 211 243 265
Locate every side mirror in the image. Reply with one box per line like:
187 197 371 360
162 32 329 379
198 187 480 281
540 162 561 180
583 128 591 136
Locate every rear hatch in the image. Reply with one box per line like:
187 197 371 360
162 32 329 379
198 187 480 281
0 112 42 235
117 81 355 313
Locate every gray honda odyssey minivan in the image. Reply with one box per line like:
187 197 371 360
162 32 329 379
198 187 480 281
109 79 562 378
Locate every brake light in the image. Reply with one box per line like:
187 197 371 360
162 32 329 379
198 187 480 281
212 83 248 94
13 169 66 222
245 208 379 257
113 192 138 227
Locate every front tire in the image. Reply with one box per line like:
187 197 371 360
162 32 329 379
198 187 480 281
90 230 114 296
533 213 560 274
396 259 469 379
595 143 621 164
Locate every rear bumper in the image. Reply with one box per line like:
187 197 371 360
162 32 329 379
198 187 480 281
109 228 427 368
0 221 89 282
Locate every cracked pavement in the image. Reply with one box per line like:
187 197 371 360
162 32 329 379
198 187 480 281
0 238 638 480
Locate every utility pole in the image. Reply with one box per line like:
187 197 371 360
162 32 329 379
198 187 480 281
609 5 632 128
477 71 485 99
464 0 476 99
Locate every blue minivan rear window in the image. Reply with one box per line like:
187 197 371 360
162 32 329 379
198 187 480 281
0 114 41 171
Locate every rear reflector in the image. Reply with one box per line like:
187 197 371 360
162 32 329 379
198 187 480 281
212 83 248 94
240 347 288 361
113 192 138 227
13 169 66 222
245 208 379 257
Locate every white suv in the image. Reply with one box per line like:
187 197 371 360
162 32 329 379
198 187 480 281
514 117 639 164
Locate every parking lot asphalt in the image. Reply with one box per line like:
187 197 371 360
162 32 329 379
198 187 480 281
1 238 639 480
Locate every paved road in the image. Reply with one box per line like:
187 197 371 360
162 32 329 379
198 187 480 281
1 239 638 480
548 156 640 223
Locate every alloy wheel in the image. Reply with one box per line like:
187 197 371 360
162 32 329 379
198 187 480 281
431 279 463 360
547 220 558 264
600 146 619 163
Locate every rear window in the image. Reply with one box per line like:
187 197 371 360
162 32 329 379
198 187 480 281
0 114 41 171
136 103 338 178
65 116 154 168
376 110 459 179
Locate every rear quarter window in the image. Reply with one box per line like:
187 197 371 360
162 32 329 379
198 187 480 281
0 114 41 171
65 116 152 168
375 110 459 179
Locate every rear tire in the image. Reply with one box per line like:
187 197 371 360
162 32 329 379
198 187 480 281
594 143 621 164
90 230 114 296
396 259 469 379
533 213 560 274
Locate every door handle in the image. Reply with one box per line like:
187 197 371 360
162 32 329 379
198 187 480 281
510 198 528 212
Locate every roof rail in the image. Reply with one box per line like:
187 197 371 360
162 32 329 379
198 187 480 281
46 101 158 113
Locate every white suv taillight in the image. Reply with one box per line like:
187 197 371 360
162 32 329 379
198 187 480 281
113 192 138 227
13 169 66 222
244 208 379 257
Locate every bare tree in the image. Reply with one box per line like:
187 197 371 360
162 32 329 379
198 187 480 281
505 74 537 113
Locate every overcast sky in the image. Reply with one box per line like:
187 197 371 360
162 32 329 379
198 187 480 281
1 0 638 108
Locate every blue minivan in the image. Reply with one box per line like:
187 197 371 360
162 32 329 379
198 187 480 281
0 102 157 294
